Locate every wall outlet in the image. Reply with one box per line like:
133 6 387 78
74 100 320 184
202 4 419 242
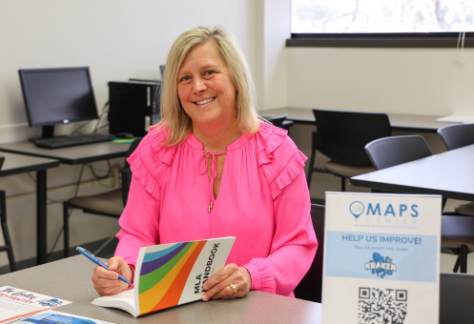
111 166 121 188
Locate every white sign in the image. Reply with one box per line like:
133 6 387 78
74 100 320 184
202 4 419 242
322 192 441 324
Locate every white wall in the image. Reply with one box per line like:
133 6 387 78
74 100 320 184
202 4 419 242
254 0 290 111
0 0 255 266
287 47 474 116
258 0 474 117
0 0 255 141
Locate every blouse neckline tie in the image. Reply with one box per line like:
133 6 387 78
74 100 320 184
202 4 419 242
199 151 227 213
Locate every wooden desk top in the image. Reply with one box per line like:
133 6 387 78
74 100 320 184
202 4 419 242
0 141 130 165
350 144 474 202
261 107 461 133
0 256 322 324
0 152 59 176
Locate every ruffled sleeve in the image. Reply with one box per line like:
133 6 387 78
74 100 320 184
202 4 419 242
243 122 318 296
126 127 177 201
115 127 176 265
256 122 308 199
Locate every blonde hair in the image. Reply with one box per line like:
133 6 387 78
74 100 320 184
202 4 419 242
157 26 260 146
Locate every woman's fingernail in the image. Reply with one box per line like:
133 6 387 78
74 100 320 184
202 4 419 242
203 284 208 290
202 293 208 301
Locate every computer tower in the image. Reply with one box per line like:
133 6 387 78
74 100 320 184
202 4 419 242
108 81 161 136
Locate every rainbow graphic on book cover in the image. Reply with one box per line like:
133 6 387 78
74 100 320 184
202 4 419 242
134 237 235 315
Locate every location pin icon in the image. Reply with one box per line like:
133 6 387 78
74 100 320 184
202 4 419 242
349 201 364 219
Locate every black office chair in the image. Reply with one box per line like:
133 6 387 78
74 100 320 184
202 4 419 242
306 109 391 191
365 135 473 273
440 273 474 324
265 114 294 135
0 157 17 272
294 204 324 303
438 123 474 216
63 138 142 257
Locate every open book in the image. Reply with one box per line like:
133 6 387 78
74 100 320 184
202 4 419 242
92 237 235 317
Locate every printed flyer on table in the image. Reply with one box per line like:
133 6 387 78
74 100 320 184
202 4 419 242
322 192 441 324
0 286 71 323
12 310 114 324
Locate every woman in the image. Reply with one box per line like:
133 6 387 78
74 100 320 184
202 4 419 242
92 26 317 301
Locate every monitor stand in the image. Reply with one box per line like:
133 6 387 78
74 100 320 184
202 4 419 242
28 125 67 142
41 125 54 138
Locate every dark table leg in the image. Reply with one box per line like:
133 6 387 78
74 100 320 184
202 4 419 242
36 170 47 264
460 245 468 273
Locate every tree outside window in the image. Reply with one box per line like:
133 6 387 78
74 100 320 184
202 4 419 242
292 0 474 34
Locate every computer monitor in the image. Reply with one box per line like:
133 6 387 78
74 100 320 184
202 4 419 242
19 67 98 138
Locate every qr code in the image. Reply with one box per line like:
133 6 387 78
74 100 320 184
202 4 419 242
358 287 407 324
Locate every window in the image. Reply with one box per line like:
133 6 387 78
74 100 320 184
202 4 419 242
289 0 474 48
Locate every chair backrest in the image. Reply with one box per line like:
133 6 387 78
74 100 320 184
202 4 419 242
313 109 391 165
438 123 474 151
294 204 324 303
365 135 432 170
440 273 474 324
266 114 288 127
122 138 143 205
0 156 4 171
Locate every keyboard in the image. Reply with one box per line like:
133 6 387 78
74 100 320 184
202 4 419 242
32 133 116 149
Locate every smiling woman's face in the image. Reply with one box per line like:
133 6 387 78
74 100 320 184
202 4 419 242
177 40 237 131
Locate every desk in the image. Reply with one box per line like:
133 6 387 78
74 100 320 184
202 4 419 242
262 107 461 133
0 152 59 265
350 144 474 202
0 141 130 165
0 256 322 324
0 141 130 264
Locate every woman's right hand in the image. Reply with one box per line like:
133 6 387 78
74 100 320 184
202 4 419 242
91 256 133 296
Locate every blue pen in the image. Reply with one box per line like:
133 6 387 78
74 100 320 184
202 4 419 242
76 247 133 287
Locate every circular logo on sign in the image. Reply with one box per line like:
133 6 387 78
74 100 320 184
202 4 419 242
349 201 364 219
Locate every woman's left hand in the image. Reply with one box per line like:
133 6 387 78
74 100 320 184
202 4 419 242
201 264 251 301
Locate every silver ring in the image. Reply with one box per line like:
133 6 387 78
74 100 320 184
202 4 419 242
229 284 238 294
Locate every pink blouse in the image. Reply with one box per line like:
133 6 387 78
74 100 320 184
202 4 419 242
115 122 318 297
